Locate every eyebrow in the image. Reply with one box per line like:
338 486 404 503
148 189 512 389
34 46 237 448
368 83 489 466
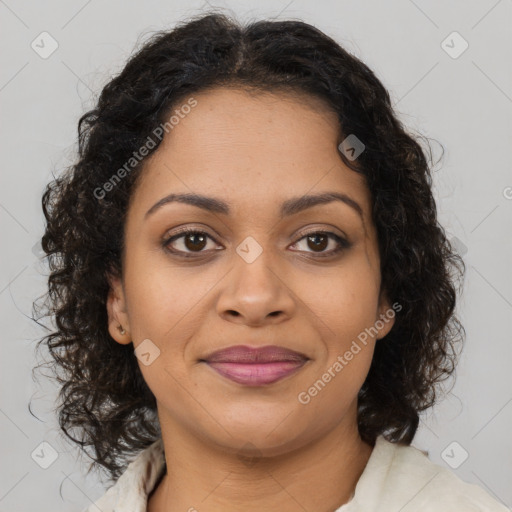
144 191 363 220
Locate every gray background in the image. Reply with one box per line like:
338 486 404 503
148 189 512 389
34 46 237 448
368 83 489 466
1 0 511 510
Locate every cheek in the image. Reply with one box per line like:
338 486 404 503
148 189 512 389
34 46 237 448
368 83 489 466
124 261 215 342
299 263 380 398
304 265 381 346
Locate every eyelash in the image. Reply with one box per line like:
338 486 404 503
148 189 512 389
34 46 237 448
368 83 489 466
162 227 351 259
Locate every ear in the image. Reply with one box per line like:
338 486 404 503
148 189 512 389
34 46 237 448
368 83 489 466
375 288 397 340
106 273 132 345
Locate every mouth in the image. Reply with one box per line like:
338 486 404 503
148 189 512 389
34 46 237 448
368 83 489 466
200 345 309 386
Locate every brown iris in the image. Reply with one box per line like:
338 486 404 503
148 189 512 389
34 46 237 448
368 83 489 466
184 232 208 251
306 233 328 252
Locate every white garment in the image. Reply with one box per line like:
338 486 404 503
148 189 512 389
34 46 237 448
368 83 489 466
83 435 510 512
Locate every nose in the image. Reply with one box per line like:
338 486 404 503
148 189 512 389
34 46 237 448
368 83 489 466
216 244 296 327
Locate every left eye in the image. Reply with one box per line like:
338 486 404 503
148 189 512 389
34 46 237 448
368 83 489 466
290 231 350 256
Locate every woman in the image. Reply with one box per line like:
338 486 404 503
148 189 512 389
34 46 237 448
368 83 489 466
35 12 508 512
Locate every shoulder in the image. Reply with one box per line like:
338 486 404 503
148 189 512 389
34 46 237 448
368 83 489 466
81 438 166 512
347 435 510 512
389 439 508 511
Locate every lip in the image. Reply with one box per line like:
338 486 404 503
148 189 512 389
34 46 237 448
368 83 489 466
201 345 309 386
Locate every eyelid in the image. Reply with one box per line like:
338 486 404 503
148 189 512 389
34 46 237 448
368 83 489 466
162 224 220 242
163 223 348 243
293 224 348 241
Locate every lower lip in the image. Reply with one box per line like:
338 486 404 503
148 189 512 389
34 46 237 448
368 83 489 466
205 361 307 386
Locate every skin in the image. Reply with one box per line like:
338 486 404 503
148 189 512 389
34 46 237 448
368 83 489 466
107 86 395 512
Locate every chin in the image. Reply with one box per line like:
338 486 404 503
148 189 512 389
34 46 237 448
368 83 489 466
208 410 311 456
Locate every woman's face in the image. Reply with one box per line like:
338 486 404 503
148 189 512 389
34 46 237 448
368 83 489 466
107 87 395 456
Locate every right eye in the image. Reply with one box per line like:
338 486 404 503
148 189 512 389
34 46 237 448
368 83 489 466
163 229 222 257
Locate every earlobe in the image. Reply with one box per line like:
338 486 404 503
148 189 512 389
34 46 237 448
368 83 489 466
376 290 396 340
106 274 132 345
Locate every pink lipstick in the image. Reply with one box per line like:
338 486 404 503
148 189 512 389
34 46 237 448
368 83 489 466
202 345 308 386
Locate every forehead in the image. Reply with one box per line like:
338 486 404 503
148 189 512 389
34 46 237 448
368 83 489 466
157 86 341 159
129 87 371 221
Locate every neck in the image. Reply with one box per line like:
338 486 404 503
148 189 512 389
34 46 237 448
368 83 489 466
148 404 373 512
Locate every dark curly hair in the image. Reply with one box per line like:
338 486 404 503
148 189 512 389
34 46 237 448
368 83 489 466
33 11 465 485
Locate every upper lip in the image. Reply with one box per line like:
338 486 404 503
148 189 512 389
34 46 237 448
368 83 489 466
202 345 309 364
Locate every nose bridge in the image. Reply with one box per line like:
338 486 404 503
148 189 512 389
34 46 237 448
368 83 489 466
217 233 294 324
233 233 281 298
